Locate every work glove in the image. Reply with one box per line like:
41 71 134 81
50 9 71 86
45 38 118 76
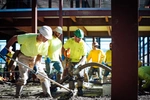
102 61 105 65
45 57 51 63
0 47 7 57
73 64 80 75
32 65 38 74
74 63 79 69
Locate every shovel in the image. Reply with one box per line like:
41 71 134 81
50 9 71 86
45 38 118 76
0 54 75 97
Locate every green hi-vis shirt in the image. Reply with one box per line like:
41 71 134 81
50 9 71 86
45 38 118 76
105 49 112 66
47 36 62 61
138 66 150 79
17 33 49 57
63 38 87 62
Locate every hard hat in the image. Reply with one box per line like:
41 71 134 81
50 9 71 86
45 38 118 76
54 26 62 34
74 29 84 38
92 42 99 46
9 46 13 50
39 26 52 39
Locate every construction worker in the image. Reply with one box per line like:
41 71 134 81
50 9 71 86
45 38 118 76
103 42 112 83
87 42 105 81
138 61 150 91
0 25 53 98
5 46 15 81
45 26 64 83
63 29 87 96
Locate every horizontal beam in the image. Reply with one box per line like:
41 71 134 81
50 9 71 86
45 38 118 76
0 18 110 26
63 31 150 37
0 29 150 37
1 18 150 26
0 8 150 17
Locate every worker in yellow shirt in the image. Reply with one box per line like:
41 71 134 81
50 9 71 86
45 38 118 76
87 42 105 81
63 29 87 96
0 25 53 98
103 42 112 82
6 46 15 81
45 26 63 83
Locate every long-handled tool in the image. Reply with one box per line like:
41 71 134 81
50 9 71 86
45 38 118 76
0 54 75 96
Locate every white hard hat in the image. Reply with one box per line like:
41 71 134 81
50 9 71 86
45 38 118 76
9 46 13 50
54 26 62 34
39 26 52 39
92 42 99 46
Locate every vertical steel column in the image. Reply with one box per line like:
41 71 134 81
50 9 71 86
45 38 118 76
59 0 63 41
142 37 145 65
49 0 51 8
111 0 138 100
99 0 101 8
138 37 141 60
98 38 101 48
92 0 95 7
32 0 37 33
70 0 73 8
69 0 73 39
80 0 82 8
148 37 150 66
27 0 30 7
67 26 70 39
92 37 96 43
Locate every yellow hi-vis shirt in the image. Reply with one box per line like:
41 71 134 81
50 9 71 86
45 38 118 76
47 36 62 61
87 49 105 68
105 49 112 66
17 33 49 57
63 38 87 62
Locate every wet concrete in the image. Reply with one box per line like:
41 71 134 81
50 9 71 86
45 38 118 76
1 81 150 100
0 81 105 100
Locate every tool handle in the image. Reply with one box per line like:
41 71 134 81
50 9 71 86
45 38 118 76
4 54 74 93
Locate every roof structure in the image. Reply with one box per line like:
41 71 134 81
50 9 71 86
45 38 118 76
0 0 150 39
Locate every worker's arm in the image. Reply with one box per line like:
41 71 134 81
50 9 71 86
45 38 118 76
100 50 106 63
61 46 65 61
86 51 91 63
59 47 63 62
5 35 18 50
35 54 42 65
0 35 17 57
79 55 86 65
33 54 42 73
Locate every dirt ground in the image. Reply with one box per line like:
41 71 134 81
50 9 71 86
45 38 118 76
0 81 106 100
1 81 150 100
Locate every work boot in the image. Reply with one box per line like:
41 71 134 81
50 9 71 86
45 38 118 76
69 80 75 90
15 85 24 98
43 93 53 98
50 84 57 93
56 73 61 83
77 87 83 96
103 76 107 83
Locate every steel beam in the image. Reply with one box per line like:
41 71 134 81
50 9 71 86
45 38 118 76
0 8 150 17
111 0 138 100
1 18 150 26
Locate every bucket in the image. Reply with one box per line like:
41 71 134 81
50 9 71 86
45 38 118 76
102 84 111 96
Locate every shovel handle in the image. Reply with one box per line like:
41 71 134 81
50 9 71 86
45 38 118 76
3 54 74 94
